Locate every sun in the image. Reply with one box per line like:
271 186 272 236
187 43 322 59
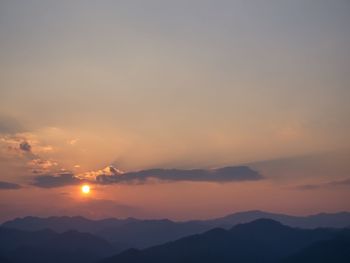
81 184 90 194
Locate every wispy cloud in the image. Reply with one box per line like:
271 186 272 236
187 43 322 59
32 173 83 188
297 178 350 190
95 166 263 184
0 181 21 190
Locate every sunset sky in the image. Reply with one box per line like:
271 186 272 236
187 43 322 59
1 0 350 222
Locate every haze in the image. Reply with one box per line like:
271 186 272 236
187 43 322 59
1 0 350 222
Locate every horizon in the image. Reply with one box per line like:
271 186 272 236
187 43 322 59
2 207 350 224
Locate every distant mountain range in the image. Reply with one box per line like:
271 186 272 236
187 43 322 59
202 210 350 229
2 216 209 249
1 213 350 263
2 210 350 249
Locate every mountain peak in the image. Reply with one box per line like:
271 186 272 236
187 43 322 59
231 218 288 232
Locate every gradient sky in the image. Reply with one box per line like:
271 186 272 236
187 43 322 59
1 0 350 222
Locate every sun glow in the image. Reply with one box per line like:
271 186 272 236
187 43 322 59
81 184 90 194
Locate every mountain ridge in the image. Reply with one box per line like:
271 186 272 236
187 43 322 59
3 210 350 249
99 219 348 263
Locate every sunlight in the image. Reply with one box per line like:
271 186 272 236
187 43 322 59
81 184 90 194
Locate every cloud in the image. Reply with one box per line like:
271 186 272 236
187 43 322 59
297 178 350 190
32 172 83 188
30 165 262 188
0 181 21 190
297 184 322 190
19 141 31 152
67 138 79 145
329 178 350 186
0 115 25 134
95 166 263 184
28 158 58 171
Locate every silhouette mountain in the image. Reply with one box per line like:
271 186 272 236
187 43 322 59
1 218 349 263
1 215 136 233
0 227 120 263
282 232 350 263
3 211 350 249
99 219 345 263
97 219 209 248
0 255 13 263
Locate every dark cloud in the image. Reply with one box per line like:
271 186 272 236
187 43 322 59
96 166 263 184
297 178 350 190
0 181 21 190
31 166 262 188
32 173 82 188
19 141 31 152
0 115 25 134
329 178 350 186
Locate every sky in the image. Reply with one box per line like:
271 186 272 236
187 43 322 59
0 0 350 222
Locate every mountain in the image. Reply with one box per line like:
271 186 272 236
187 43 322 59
282 234 350 263
0 255 13 263
1 215 136 233
96 219 209 248
3 211 350 249
2 218 349 263
204 210 350 229
100 219 344 263
0 227 120 263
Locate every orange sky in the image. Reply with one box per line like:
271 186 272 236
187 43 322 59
1 0 350 222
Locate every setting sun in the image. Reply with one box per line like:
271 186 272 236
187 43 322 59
81 185 90 194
